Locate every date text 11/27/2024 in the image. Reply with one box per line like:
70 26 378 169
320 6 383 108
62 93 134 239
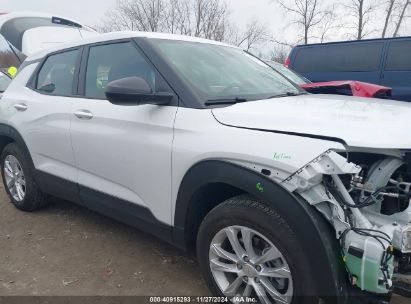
149 297 257 303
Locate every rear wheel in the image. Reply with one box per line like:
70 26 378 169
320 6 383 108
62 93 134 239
197 195 319 304
1 143 50 211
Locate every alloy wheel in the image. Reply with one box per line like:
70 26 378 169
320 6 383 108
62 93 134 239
209 225 293 304
3 155 26 202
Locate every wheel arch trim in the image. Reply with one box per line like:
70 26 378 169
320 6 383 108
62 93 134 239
0 123 33 164
173 160 348 298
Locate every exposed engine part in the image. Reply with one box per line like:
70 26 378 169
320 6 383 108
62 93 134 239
325 174 396 293
359 157 404 198
282 150 411 295
282 150 360 237
283 149 361 193
396 253 411 275
341 229 394 293
330 174 372 229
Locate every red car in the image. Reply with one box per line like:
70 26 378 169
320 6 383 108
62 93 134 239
266 61 392 99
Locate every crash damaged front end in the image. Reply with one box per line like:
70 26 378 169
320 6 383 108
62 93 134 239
282 149 411 295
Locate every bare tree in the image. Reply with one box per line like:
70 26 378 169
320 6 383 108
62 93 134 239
344 0 377 40
230 19 269 51
315 5 342 43
382 0 397 37
393 0 411 36
98 0 231 42
269 45 290 63
162 0 188 34
273 0 325 44
193 0 229 40
98 0 165 32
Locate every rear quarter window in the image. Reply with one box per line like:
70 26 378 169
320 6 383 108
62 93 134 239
385 40 411 71
293 42 384 73
36 49 79 96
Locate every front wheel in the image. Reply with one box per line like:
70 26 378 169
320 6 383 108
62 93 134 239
197 195 319 304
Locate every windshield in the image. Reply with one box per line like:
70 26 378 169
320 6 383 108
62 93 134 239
266 61 309 86
150 39 301 103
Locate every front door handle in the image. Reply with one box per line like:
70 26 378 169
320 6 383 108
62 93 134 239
74 110 93 120
14 103 28 112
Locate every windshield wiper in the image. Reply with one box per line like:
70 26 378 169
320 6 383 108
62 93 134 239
205 91 307 106
266 92 307 99
205 97 248 106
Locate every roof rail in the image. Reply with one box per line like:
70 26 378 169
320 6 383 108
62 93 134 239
295 36 411 48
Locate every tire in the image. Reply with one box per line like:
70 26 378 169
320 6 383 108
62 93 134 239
197 195 320 304
1 142 50 211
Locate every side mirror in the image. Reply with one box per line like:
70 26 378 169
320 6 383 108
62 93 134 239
39 83 56 94
105 76 173 106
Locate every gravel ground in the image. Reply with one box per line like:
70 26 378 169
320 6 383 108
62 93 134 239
0 177 409 303
0 180 208 297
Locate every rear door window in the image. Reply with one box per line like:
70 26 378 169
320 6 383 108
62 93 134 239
294 42 383 72
36 49 79 96
385 40 411 71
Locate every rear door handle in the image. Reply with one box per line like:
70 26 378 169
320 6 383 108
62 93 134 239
14 103 28 112
74 110 93 120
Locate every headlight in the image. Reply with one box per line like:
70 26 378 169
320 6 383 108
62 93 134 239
394 225 411 253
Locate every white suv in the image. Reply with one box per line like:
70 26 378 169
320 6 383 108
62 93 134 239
1 32 411 304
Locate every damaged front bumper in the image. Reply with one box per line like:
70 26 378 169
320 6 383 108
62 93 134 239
282 149 411 295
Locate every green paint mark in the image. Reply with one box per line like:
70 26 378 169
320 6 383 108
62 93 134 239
273 152 292 160
256 182 264 193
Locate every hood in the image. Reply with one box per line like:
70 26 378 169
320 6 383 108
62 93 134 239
212 94 411 149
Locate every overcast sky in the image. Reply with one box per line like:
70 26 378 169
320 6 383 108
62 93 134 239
1 0 409 56
1 0 281 30
0 0 300 40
